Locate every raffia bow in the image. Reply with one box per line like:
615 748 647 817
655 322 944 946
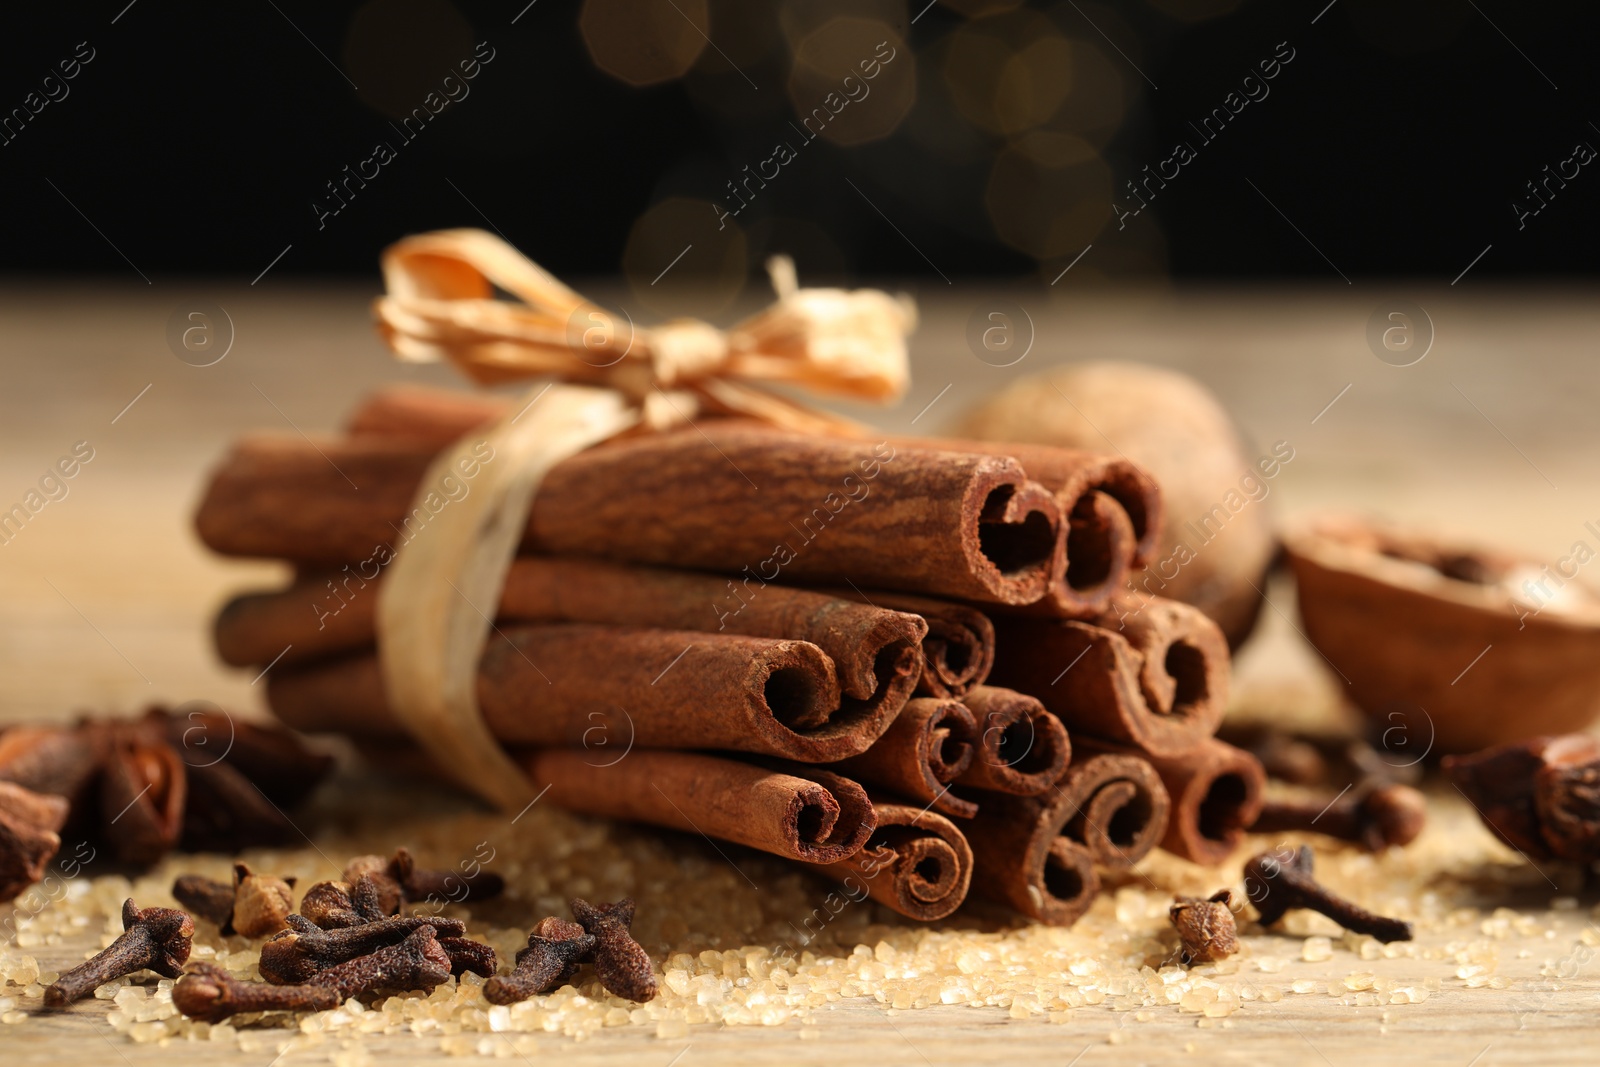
370 229 917 809
375 228 914 436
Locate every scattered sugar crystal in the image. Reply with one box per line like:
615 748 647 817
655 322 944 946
1302 938 1334 962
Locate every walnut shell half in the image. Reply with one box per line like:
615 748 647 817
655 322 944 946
1285 516 1600 754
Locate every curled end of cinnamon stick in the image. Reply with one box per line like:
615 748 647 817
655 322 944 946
1058 753 1171 870
1148 739 1265 866
1031 838 1100 927
956 686 1070 797
814 802 974 921
965 465 1063 606
1055 489 1136 615
779 770 877 865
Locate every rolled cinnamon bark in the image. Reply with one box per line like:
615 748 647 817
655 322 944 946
1055 753 1170 870
825 589 993 700
215 557 926 711
267 623 905 763
953 686 1070 797
957 787 1100 926
989 596 1228 759
340 388 1156 619
800 800 973 921
340 389 1154 617
897 437 1162 617
194 425 1064 607
831 698 979 820
524 749 875 864
1077 738 1263 866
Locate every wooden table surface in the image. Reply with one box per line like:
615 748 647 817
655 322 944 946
2 279 1599 1064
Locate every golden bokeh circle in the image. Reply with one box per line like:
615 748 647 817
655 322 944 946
787 18 915 147
984 139 1111 260
580 0 710 87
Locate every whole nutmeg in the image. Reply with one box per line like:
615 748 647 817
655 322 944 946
228 862 295 938
954 361 1277 648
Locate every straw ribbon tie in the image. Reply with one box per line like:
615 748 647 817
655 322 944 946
370 228 916 809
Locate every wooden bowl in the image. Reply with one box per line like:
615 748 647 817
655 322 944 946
1284 516 1600 754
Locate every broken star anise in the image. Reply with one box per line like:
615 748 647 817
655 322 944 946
0 706 333 902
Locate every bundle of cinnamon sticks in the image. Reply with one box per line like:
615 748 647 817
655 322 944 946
196 386 1261 927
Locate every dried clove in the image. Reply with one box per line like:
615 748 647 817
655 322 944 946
1217 724 1421 790
174 961 340 1021
175 924 452 1022
299 880 366 929
571 898 657 1003
1243 845 1412 943
439 936 498 978
259 913 466 984
1249 784 1428 852
171 874 236 930
229 863 296 938
0 781 69 903
45 899 194 1007
1444 734 1600 863
372 847 504 906
171 864 295 937
350 873 396 921
1169 890 1238 965
342 855 405 916
483 917 595 1004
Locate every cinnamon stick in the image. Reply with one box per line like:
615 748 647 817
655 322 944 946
953 686 1070 797
339 387 1159 618
1055 753 1170 870
800 799 973 921
825 589 993 700
215 557 926 713
1077 738 1263 866
524 750 875 864
989 597 1228 759
267 623 906 764
897 436 1162 617
831 698 979 820
194 425 1064 606
956 786 1100 926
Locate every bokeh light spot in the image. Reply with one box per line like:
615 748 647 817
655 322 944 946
581 0 710 87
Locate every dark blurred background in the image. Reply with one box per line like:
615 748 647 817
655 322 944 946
2 0 1594 297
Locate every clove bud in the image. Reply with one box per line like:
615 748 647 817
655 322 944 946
299 880 366 929
175 924 451 1022
1250 784 1427 852
45 899 194 1007
1169 890 1237 965
259 913 466 984
484 917 595 1004
229 863 296 938
571 898 657 1003
1243 845 1412 943
171 874 236 930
